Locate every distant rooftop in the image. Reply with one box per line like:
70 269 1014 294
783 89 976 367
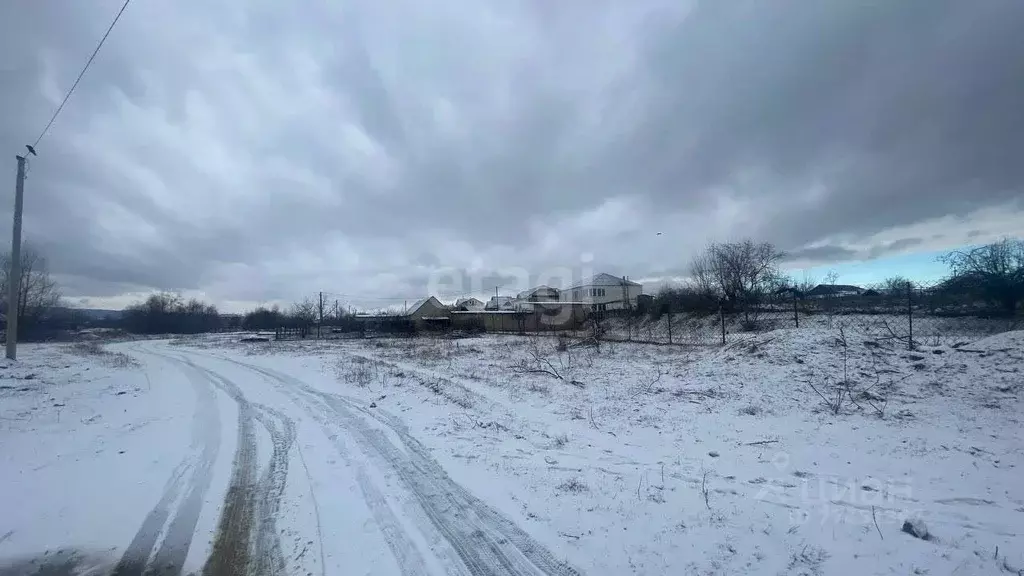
566 273 641 290
806 284 864 296
516 285 558 299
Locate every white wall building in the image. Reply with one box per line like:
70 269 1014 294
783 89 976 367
561 273 642 312
454 297 485 311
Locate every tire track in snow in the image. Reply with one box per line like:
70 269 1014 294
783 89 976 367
206 361 435 576
117 346 296 576
110 462 191 576
180 360 296 576
112 348 222 576
250 404 297 576
202 399 257 576
201 352 582 576
312 389 579 576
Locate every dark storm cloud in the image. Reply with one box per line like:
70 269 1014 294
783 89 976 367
615 0 1024 248
785 245 860 264
785 237 925 264
867 238 924 259
1 0 1022 310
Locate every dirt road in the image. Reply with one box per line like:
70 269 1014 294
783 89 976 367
105 342 580 576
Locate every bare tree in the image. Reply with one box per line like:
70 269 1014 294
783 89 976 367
689 239 786 315
0 247 62 335
880 275 912 295
822 270 839 287
939 238 1024 314
288 297 318 325
792 272 817 296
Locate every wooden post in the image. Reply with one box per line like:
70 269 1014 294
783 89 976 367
667 304 673 345
622 276 630 341
719 304 726 345
907 282 914 351
793 289 799 328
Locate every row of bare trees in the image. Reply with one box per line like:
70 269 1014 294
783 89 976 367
654 237 1024 322
242 297 356 332
122 293 222 334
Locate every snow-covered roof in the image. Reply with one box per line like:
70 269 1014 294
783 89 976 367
806 284 864 296
566 273 641 290
402 296 444 316
516 285 558 299
455 297 484 307
402 297 428 315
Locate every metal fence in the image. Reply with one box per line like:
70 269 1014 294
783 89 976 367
277 281 1020 348
799 280 1021 348
501 281 1020 349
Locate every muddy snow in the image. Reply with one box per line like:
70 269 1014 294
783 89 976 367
1 328 1022 575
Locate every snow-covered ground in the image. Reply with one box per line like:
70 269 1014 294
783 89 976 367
1 328 1022 575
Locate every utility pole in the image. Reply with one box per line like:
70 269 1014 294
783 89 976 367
7 149 33 361
317 291 323 339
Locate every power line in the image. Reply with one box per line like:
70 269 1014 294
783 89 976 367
33 0 132 149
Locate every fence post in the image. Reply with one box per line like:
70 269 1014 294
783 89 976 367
667 305 673 345
907 282 914 351
793 290 799 328
719 304 726 345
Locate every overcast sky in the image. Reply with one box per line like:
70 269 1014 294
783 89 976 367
2 0 1022 312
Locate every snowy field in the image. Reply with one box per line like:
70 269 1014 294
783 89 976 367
1 328 1022 575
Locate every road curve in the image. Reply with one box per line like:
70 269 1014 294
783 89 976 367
115 342 580 576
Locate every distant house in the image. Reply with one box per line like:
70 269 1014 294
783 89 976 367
485 296 516 311
805 284 865 299
510 285 560 312
401 296 448 319
561 273 643 312
356 296 451 330
454 297 485 311
516 285 560 303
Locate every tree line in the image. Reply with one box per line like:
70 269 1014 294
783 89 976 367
652 237 1024 318
4 238 1021 339
122 295 356 334
122 293 222 334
